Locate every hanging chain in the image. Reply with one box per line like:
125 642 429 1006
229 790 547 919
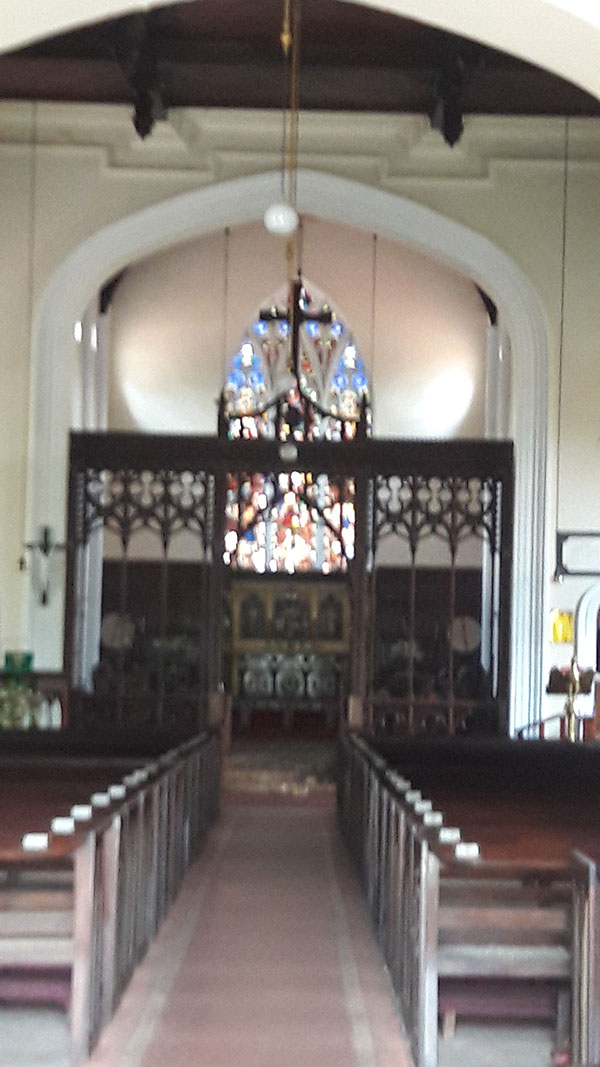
280 0 301 280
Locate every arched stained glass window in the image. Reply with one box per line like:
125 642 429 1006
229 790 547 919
221 283 370 574
222 283 371 442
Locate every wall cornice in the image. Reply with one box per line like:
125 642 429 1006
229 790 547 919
1 103 599 183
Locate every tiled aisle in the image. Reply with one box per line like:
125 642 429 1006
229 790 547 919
87 794 411 1067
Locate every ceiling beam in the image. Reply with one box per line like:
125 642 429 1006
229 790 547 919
0 54 598 115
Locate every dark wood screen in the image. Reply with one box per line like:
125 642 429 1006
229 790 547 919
66 433 513 738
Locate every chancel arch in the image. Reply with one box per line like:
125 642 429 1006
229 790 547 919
27 169 548 733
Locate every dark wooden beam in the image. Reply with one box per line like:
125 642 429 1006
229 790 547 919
0 54 598 115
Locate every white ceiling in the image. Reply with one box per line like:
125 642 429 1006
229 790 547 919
1 0 599 102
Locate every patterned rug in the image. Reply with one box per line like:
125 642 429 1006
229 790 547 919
223 738 338 796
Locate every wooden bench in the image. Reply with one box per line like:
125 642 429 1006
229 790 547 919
0 732 220 1063
436 873 572 1041
338 732 600 1067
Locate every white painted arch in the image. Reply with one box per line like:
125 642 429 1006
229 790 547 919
573 582 600 716
29 169 549 732
575 582 600 671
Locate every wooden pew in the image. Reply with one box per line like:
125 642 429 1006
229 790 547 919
0 731 220 1064
338 732 600 1067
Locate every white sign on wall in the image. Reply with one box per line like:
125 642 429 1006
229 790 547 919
557 532 600 577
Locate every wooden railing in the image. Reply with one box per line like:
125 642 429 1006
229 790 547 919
338 730 599 1067
366 695 499 739
0 730 220 1064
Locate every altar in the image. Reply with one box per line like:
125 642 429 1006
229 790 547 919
228 575 349 729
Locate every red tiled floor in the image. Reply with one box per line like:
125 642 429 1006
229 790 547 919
87 796 411 1067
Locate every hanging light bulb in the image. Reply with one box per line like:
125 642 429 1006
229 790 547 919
264 202 299 235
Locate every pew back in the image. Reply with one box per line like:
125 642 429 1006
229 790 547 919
0 731 220 1064
338 732 600 1067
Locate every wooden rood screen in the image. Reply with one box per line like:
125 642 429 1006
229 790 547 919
66 433 513 736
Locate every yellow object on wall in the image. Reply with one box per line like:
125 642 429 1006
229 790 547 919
550 608 574 644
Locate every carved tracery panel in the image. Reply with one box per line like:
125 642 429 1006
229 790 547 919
369 467 508 737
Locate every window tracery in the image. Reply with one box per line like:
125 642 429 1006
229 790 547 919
221 288 369 574
223 286 370 442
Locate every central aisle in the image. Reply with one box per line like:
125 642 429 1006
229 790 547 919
87 794 411 1067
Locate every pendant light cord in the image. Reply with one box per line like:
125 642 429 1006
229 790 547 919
222 226 230 378
370 232 377 378
281 0 301 280
23 104 38 524
555 117 569 545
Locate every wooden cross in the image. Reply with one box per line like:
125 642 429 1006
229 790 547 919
259 275 332 385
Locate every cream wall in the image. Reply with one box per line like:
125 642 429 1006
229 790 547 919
108 218 487 439
0 102 598 723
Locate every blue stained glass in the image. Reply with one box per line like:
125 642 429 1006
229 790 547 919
331 322 344 338
249 371 265 388
278 321 290 337
244 528 256 542
233 354 243 369
253 320 268 336
352 373 367 391
305 320 320 338
333 374 348 390
227 370 245 389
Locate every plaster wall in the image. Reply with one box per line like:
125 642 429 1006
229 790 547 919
0 103 598 715
108 218 487 439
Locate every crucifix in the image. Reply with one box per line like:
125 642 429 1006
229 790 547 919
259 273 333 398
21 525 67 606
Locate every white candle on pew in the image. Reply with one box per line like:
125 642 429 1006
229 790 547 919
108 784 126 800
454 841 480 861
91 792 111 808
71 804 93 821
122 769 148 789
405 790 422 803
51 816 75 835
423 810 443 827
21 832 49 851
413 799 433 814
439 827 461 845
386 772 411 792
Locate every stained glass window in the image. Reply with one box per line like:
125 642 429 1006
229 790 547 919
223 285 370 442
222 286 369 573
223 471 356 574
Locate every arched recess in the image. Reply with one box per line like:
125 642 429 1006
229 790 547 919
27 169 549 734
573 583 600 717
575 583 600 670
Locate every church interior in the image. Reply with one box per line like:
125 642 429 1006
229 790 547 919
1 1 600 1065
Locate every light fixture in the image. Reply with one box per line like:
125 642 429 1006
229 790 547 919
221 0 370 446
264 201 299 236
264 0 301 245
